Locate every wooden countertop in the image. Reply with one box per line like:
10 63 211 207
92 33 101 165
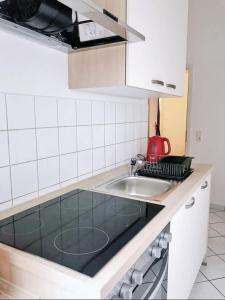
0 163 213 299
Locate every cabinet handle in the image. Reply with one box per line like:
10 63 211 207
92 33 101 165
166 83 177 90
185 197 196 209
152 80 164 86
201 181 208 190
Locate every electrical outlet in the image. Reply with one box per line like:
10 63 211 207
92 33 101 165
196 131 202 142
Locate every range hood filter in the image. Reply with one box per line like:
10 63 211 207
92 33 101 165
0 0 145 52
5 0 73 33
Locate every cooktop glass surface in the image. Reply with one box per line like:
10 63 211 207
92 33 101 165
0 189 164 277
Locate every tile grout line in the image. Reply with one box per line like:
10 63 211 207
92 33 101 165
4 93 13 206
34 96 40 197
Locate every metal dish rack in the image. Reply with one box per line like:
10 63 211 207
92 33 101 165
138 156 194 181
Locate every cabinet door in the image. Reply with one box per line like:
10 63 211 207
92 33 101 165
167 177 211 299
126 0 188 96
162 0 189 96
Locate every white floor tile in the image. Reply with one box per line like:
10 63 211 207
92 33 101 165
190 282 224 299
201 256 225 280
209 213 225 224
211 278 225 297
216 211 225 221
209 227 221 238
207 248 216 257
195 272 208 283
210 208 222 213
208 237 225 255
211 223 225 236
219 254 225 262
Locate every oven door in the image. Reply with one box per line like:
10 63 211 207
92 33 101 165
132 250 168 300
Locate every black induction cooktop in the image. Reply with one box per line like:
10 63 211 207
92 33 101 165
0 189 164 277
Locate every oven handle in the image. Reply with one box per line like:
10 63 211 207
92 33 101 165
144 250 168 300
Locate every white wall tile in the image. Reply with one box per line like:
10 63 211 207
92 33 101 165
59 127 77 155
105 124 116 146
134 104 142 122
0 93 7 130
141 138 148 155
116 124 126 143
77 126 92 151
116 103 126 123
116 143 126 163
58 98 76 127
36 128 59 159
0 167 11 203
60 153 77 182
92 101 105 124
7 94 35 129
78 150 92 176
105 145 116 167
11 161 38 198
35 96 57 128
0 132 9 167
141 103 149 122
125 141 134 160
38 156 59 190
134 123 141 140
39 184 60 196
126 104 135 123
93 147 105 171
77 100 92 125
9 130 36 164
141 122 148 138
125 123 135 141
105 102 116 124
92 125 104 148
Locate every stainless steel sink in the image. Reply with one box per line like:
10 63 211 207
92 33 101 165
96 176 174 199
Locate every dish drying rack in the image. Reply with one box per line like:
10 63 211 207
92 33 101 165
138 155 194 181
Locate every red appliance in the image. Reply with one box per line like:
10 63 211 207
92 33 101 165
147 136 171 161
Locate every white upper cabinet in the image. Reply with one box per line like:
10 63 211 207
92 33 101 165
126 0 189 96
69 0 188 98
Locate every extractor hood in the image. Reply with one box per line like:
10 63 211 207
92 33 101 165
0 0 145 52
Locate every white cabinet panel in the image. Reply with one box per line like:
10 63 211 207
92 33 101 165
167 176 211 299
126 0 188 96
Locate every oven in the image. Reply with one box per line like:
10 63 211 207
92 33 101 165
108 225 171 300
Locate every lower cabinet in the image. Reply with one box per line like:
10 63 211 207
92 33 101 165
167 176 211 299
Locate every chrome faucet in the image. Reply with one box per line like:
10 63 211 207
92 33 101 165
130 155 146 176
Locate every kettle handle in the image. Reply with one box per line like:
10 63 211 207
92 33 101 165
163 138 171 155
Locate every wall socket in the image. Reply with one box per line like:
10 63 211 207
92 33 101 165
196 130 202 142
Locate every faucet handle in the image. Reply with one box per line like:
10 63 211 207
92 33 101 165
130 158 137 166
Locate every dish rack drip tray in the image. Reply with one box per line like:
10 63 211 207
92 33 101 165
138 156 194 181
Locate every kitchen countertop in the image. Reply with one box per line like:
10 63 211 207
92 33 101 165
0 163 213 299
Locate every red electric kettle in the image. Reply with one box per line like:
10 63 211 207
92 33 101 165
147 136 171 161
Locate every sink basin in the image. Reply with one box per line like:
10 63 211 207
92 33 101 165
97 176 174 198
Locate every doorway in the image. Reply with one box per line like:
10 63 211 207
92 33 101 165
148 70 189 156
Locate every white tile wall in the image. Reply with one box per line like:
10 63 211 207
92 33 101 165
6 95 35 129
0 94 7 130
35 97 58 128
0 132 9 167
0 93 148 210
9 130 36 164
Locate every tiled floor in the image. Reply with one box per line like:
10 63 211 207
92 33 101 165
190 207 225 299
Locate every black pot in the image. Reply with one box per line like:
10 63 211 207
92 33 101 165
7 0 72 33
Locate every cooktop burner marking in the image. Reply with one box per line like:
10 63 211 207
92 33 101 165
54 227 110 256
1 218 45 236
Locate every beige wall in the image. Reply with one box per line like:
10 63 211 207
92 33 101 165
187 0 225 206
159 71 189 156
